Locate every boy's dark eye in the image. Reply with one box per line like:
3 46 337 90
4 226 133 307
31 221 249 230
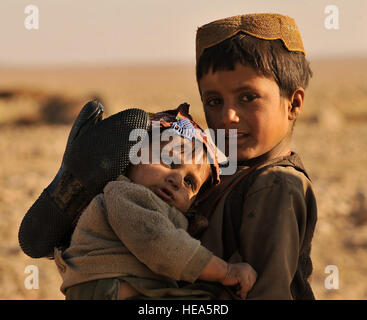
240 94 257 103
205 97 222 107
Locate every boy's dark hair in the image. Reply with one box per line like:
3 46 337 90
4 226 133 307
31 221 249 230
196 32 313 99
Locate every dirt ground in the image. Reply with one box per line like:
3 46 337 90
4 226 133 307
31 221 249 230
1 58 367 299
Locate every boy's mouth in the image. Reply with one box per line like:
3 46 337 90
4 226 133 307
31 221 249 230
225 132 250 139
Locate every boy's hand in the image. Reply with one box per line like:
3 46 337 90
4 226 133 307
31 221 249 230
221 263 257 299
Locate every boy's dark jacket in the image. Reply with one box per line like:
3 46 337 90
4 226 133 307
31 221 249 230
194 152 317 300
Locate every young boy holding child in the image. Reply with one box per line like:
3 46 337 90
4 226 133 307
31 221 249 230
190 13 318 299
19 12 318 300
54 105 257 300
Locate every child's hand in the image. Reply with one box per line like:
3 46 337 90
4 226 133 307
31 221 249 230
220 263 257 299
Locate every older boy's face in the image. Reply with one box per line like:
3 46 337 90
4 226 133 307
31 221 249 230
199 63 291 161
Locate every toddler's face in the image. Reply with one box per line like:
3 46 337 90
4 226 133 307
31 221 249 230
128 161 210 212
199 63 292 161
128 136 211 212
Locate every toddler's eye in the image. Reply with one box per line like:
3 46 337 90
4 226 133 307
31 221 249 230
162 161 178 169
161 162 174 169
184 176 196 191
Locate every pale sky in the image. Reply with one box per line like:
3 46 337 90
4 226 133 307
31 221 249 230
0 0 366 66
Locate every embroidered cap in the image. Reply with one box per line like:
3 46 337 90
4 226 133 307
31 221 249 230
196 13 306 63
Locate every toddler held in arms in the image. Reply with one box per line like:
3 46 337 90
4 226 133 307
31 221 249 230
54 104 257 300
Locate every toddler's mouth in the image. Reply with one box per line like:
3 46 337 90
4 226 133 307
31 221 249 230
155 187 174 203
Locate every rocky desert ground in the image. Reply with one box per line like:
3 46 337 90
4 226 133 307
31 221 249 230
0 58 367 299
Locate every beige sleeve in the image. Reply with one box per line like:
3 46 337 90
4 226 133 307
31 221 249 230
238 167 308 300
103 179 213 283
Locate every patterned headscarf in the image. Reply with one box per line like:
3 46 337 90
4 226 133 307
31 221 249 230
149 103 220 185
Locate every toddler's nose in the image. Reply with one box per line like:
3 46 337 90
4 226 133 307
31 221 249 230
166 172 183 190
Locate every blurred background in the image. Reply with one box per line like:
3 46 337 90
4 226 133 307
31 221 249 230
0 0 366 299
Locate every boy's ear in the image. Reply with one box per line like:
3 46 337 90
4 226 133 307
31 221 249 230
288 88 305 121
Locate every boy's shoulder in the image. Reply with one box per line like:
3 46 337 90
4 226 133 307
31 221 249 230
250 163 311 195
237 152 313 197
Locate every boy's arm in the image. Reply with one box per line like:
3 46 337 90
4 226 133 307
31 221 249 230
237 167 312 299
103 179 213 283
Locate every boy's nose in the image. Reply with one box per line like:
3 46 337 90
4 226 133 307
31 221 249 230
222 104 240 125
